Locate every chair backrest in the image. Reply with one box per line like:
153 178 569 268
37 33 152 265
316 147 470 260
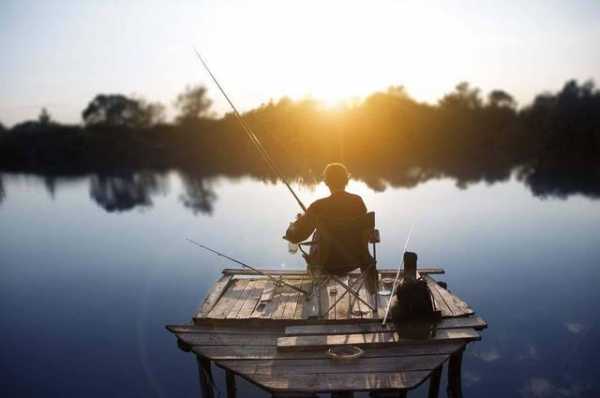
315 211 375 275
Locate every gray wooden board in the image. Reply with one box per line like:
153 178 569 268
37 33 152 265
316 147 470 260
277 328 480 351
207 279 250 319
220 355 448 376
293 280 313 319
176 332 279 346
222 268 444 276
251 281 276 319
285 315 487 336
425 280 454 317
191 342 465 360
423 275 473 317
248 371 431 392
237 279 267 319
194 274 233 319
166 324 283 335
227 280 254 319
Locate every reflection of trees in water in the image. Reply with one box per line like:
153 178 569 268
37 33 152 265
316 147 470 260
178 172 217 215
89 172 168 212
0 174 5 204
518 167 600 199
43 175 57 199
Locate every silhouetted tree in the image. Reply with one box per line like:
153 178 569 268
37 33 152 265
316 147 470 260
439 82 483 110
174 85 212 124
82 94 162 128
38 108 52 126
488 90 516 109
133 97 166 127
1 79 599 203
0 121 6 133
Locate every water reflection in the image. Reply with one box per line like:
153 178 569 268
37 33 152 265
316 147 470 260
178 172 218 215
1 165 599 215
1 171 599 397
0 174 5 204
89 172 168 212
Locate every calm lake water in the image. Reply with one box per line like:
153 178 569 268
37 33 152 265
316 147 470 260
1 172 599 397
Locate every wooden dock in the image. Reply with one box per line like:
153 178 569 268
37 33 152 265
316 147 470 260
167 267 487 397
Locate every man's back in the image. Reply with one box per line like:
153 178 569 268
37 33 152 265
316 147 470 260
285 191 367 243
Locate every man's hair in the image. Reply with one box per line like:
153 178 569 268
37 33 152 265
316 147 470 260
323 163 350 189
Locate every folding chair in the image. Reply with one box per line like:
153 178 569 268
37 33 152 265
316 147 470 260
298 211 381 318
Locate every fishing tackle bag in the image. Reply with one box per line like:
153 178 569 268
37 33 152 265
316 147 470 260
391 278 441 338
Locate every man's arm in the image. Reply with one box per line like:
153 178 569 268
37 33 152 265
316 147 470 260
284 207 317 243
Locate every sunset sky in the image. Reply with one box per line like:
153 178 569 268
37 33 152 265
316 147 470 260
1 0 599 126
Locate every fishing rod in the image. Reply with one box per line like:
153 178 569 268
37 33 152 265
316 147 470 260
381 223 415 325
193 49 307 213
186 239 310 295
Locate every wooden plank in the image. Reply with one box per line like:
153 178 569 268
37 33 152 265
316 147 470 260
282 283 303 319
273 284 301 320
222 268 444 277
192 342 464 360
277 328 480 351
221 355 448 376
167 324 282 335
423 275 473 317
194 274 233 320
237 279 267 319
285 316 487 336
249 371 430 392
207 279 250 319
293 280 313 319
250 281 276 318
424 280 453 317
176 332 279 346
226 280 254 319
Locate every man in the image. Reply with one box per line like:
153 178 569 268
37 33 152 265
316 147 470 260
285 163 375 288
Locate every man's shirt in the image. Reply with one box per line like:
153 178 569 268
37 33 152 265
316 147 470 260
285 191 367 243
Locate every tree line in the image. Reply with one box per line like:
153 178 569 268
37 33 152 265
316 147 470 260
0 80 598 199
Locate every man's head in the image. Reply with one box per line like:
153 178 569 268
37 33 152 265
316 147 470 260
323 163 349 191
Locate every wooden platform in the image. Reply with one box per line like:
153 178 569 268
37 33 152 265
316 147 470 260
193 268 470 323
167 268 487 396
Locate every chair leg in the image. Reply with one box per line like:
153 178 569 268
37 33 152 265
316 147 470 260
332 276 375 311
326 285 351 315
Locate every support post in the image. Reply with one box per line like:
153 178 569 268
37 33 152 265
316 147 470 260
196 355 215 398
225 369 237 398
369 390 406 397
428 366 442 398
332 392 354 398
447 348 464 398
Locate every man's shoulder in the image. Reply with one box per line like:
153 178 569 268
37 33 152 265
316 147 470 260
310 192 365 208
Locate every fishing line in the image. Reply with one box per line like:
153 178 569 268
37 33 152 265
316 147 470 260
382 222 415 325
186 239 310 295
193 48 307 212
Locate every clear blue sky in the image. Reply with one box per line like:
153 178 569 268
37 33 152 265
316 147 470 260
1 0 599 126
